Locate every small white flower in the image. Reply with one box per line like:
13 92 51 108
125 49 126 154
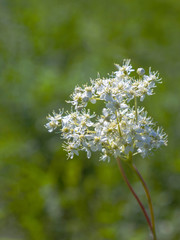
45 110 63 132
115 59 134 78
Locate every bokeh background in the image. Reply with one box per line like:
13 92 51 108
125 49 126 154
0 0 180 239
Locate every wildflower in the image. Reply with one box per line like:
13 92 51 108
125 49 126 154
45 110 63 132
45 60 167 161
114 59 134 78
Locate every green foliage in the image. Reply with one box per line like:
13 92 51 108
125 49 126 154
0 0 180 239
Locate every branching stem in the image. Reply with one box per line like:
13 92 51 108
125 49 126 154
130 163 157 240
116 157 153 234
134 96 138 124
115 111 122 137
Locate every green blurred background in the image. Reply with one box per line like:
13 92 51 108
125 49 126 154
0 0 180 239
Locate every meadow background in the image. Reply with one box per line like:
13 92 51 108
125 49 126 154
0 0 180 239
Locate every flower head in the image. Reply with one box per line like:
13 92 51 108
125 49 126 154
45 60 167 161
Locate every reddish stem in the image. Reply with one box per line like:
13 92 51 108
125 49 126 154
116 157 153 233
131 163 157 240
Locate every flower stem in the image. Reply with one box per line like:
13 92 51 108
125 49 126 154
134 96 138 124
130 163 157 240
116 157 153 235
115 111 122 137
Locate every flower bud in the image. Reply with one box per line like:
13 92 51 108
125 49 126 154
137 68 145 76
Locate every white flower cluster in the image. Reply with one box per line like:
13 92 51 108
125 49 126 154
45 60 167 161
